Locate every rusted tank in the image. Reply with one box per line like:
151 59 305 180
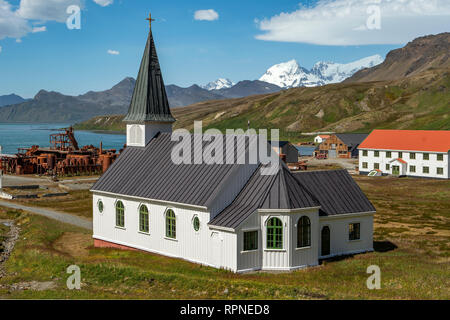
0 127 122 177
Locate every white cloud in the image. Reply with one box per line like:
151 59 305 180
194 9 219 21
32 26 47 33
256 0 450 45
0 0 31 40
17 0 83 23
16 39 22 43
107 49 120 55
93 0 114 7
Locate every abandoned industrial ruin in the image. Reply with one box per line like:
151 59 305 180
0 127 122 177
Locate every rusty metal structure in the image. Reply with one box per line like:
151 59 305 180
0 127 123 176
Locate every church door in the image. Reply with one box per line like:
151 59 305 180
321 226 330 257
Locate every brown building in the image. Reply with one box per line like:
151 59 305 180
318 133 368 159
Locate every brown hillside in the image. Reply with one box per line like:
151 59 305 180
346 33 450 83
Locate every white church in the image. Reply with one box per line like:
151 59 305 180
91 23 376 273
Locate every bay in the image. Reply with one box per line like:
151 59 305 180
0 123 126 155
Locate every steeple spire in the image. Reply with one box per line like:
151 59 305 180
123 14 175 123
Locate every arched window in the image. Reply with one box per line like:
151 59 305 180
266 217 283 249
130 125 142 145
166 209 176 239
193 216 200 232
139 205 149 233
297 216 311 248
115 201 125 227
98 200 104 213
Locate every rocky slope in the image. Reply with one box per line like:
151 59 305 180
346 33 450 83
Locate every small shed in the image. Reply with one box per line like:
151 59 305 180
271 141 299 164
314 135 330 144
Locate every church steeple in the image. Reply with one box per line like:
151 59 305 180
124 13 175 147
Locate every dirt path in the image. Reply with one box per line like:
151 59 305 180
0 201 92 230
0 220 19 279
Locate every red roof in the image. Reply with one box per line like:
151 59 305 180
359 130 450 153
319 135 330 139
391 158 407 164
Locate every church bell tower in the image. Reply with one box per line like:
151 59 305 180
123 13 176 147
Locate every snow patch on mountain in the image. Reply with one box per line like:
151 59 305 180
259 55 384 88
202 78 235 91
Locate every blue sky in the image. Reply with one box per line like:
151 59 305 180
0 0 449 98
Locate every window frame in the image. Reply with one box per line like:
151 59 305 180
437 167 444 175
423 166 429 174
362 150 368 157
165 209 176 239
410 165 416 173
297 216 311 248
115 200 125 228
243 230 258 252
410 152 416 160
97 200 104 214
423 153 429 160
374 151 380 157
266 217 283 250
349 223 361 241
374 163 380 170
398 152 403 158
139 205 149 233
362 162 368 169
386 163 390 171
386 151 392 158
193 215 200 232
437 154 443 161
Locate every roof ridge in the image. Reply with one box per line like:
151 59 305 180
283 167 321 207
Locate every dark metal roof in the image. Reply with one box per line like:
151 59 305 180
92 133 247 206
123 30 175 123
335 133 369 151
293 170 376 216
209 164 320 229
210 168 375 229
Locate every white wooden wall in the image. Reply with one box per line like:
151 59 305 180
93 193 374 272
359 149 449 179
93 193 237 271
126 122 172 147
319 213 374 258
257 209 319 271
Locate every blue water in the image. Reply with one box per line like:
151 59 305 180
0 123 126 155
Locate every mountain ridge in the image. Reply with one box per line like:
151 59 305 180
260 55 384 88
0 94 28 107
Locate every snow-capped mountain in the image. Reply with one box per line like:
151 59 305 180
259 55 384 89
202 78 235 91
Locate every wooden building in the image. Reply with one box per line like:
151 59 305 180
318 133 368 159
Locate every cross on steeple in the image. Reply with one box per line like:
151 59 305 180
146 12 155 30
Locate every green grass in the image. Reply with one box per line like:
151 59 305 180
11 190 92 219
0 177 449 299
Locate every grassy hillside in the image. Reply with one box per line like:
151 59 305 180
74 69 450 141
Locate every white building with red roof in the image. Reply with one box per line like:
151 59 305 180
314 135 330 144
358 130 450 179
